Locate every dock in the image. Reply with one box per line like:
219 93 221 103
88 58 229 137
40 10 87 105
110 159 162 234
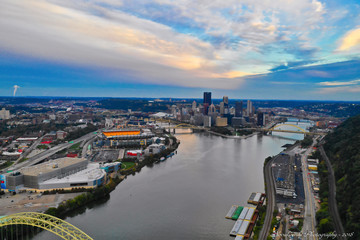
226 192 265 239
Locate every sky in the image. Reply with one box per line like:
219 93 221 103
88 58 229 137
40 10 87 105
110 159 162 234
1 0 360 100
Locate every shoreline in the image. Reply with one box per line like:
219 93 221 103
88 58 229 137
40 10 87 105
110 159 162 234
42 139 180 219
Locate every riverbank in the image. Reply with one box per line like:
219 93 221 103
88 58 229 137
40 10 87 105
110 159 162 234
33 131 298 240
43 139 180 219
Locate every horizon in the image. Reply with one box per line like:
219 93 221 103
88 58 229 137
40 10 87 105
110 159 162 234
1 95 360 104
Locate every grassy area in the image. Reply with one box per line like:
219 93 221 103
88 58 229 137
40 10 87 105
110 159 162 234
18 158 29 163
69 142 81 151
253 205 267 239
0 161 14 170
120 162 136 170
37 144 49 150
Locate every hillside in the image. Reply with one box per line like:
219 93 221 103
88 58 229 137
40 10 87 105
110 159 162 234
323 114 360 237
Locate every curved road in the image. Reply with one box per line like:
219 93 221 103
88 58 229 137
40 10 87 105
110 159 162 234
259 156 276 240
319 144 346 239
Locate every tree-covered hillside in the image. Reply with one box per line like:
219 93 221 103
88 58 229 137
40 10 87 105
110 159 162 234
324 114 360 237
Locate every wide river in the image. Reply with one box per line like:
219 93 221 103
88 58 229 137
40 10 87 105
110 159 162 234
35 131 300 240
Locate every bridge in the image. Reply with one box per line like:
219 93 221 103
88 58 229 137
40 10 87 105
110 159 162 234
0 212 93 240
163 123 204 130
263 123 325 135
153 119 325 135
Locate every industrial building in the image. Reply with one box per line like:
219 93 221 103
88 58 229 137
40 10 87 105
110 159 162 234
0 157 108 191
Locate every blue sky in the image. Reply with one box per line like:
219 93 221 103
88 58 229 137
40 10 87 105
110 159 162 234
1 0 360 100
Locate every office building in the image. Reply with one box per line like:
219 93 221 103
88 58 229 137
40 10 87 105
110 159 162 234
203 103 209 115
216 117 228 127
203 116 211 127
235 101 243 117
192 101 197 111
247 100 253 117
220 102 225 115
208 104 216 114
257 112 265 126
203 92 211 105
223 96 229 107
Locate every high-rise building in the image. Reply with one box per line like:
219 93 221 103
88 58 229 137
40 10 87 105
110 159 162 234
203 116 212 127
203 103 209 115
208 104 216 114
247 100 253 117
220 102 225 115
223 96 229 107
257 112 265 126
192 101 197 111
235 101 243 117
203 92 211 105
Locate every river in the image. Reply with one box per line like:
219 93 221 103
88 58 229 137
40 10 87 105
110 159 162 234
35 132 299 240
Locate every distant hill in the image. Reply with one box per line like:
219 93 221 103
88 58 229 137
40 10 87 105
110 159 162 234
324 114 360 237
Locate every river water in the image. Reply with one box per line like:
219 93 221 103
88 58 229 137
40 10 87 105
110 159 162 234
35 132 299 240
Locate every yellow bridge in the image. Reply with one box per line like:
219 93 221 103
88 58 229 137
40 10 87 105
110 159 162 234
264 123 325 135
0 212 93 240
154 119 325 135
163 123 204 130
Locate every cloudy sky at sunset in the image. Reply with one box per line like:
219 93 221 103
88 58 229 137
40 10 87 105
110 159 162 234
1 0 360 100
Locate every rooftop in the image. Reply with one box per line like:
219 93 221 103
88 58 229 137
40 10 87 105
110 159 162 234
21 157 86 176
40 163 105 185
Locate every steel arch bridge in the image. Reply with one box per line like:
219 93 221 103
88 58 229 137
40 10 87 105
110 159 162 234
268 123 307 133
172 123 203 129
0 212 93 240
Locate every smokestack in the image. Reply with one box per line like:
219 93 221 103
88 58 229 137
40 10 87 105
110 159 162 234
13 85 20 97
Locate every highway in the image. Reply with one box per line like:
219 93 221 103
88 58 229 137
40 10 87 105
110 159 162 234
11 132 98 170
301 141 318 240
259 155 276 240
319 145 346 240
1 136 44 172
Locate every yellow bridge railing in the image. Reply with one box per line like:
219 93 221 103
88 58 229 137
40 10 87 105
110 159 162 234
0 212 93 240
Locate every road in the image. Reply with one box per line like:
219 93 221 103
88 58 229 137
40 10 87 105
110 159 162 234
301 141 318 240
1 136 44 172
319 145 346 240
259 156 276 240
11 132 98 170
301 149 317 239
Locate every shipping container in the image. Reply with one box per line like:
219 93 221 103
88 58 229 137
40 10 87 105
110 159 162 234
237 220 250 235
230 220 243 236
235 235 244 240
238 207 249 220
244 207 255 220
226 205 238 219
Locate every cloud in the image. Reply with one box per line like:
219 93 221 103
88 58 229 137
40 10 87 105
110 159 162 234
0 0 359 94
270 60 316 72
317 79 360 86
338 28 360 51
317 86 360 94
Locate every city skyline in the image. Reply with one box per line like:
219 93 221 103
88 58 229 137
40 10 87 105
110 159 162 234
1 1 360 100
